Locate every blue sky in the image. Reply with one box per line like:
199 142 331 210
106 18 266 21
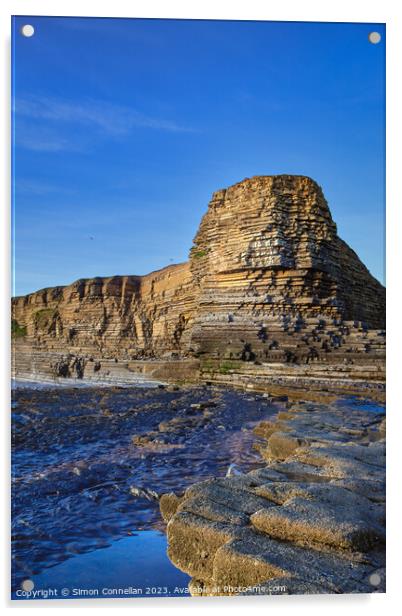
12 17 385 296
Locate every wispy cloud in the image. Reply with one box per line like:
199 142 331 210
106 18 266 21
14 116 90 153
15 179 77 196
15 95 194 146
16 132 82 153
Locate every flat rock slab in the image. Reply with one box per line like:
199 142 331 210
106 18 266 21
251 502 384 552
212 528 378 593
161 398 385 595
296 442 385 480
184 477 272 515
331 478 386 503
166 511 243 581
178 494 249 526
266 432 308 459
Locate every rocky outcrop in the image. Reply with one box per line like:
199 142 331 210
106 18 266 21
161 402 385 595
12 263 195 358
12 175 385 381
189 175 385 362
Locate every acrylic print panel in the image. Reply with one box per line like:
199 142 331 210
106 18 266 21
11 16 386 600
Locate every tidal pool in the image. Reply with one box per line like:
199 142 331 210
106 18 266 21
11 383 384 600
11 384 282 598
13 531 190 600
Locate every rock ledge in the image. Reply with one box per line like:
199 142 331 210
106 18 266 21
161 401 385 595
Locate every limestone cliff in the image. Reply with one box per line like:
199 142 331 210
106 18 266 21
189 175 385 361
12 175 385 381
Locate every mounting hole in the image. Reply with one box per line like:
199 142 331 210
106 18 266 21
368 32 381 44
21 24 35 38
21 579 34 591
369 573 381 586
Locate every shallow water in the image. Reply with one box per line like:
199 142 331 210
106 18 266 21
11 384 385 600
336 396 385 415
13 531 190 600
11 384 282 598
12 375 162 389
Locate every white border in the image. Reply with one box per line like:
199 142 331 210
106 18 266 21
1 1 401 613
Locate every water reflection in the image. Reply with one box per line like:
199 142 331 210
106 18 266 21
12 384 384 597
13 531 190 600
11 385 279 592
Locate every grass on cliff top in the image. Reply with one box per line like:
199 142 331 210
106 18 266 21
33 308 56 328
201 359 241 374
11 319 27 338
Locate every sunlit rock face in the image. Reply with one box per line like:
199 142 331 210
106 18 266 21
188 175 384 360
11 175 385 375
191 176 337 276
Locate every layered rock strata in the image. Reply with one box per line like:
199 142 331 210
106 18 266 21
12 175 385 382
189 176 385 362
200 360 386 402
160 402 386 595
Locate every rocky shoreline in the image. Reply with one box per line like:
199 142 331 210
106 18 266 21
11 175 386 596
160 397 385 595
12 176 385 376
12 352 385 405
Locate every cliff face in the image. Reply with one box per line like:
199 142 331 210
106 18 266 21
12 263 196 357
189 175 385 360
12 175 385 379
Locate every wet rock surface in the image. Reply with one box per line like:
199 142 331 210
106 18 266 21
11 384 282 591
162 398 385 595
